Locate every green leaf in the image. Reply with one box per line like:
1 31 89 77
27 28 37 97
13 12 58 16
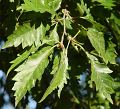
19 0 62 14
87 28 106 61
77 0 93 20
50 24 59 43
3 23 46 49
87 53 113 74
105 41 117 64
110 13 120 27
65 17 73 30
9 0 14 2
39 49 68 103
7 45 39 76
87 53 114 103
12 46 55 106
92 0 115 9
78 0 105 31
50 55 60 75
109 14 120 48
34 23 46 47
7 50 30 76
82 17 105 31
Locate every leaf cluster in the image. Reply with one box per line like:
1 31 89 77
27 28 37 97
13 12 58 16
1 0 120 108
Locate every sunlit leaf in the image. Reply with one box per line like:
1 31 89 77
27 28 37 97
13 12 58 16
105 41 117 64
39 49 68 102
19 0 62 14
3 23 46 49
87 28 106 61
87 53 114 103
12 46 55 106
7 50 30 76
50 55 60 75
50 24 59 43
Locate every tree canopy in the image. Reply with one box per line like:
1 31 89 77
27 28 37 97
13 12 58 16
0 0 120 108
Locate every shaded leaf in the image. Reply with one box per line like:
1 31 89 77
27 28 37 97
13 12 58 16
110 13 120 27
92 0 115 9
109 14 120 48
78 0 105 31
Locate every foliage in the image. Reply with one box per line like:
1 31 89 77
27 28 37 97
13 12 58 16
0 0 120 108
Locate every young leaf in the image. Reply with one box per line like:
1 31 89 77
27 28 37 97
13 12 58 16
87 53 114 103
87 28 106 61
12 46 55 106
3 23 46 49
19 0 62 14
39 49 68 103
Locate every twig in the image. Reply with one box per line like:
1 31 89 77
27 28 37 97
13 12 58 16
61 9 67 44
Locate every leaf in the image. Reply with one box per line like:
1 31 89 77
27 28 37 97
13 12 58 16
50 24 59 43
7 45 39 76
50 55 60 75
87 53 114 103
82 17 105 31
105 41 117 64
87 53 113 74
91 68 114 103
39 49 68 103
77 0 93 20
78 0 105 31
7 50 30 76
87 28 106 61
110 14 120 27
65 17 73 30
19 0 62 14
92 0 115 9
9 0 14 2
109 14 120 48
12 46 55 106
3 23 46 49
34 23 46 47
